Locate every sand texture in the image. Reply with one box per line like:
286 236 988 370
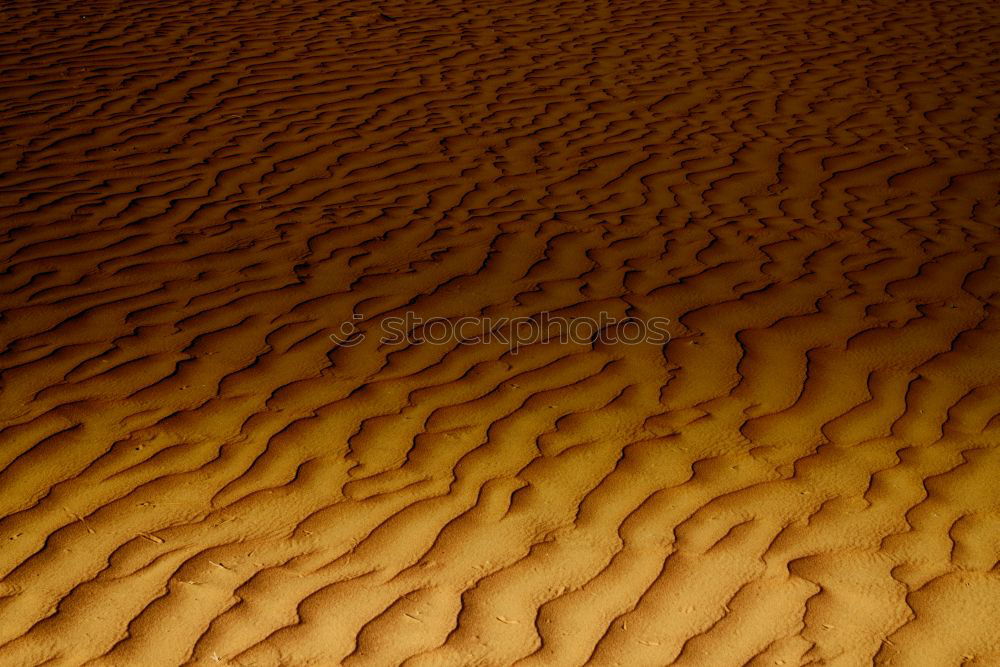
2 0 1000 664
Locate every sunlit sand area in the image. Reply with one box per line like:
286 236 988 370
1 0 999 664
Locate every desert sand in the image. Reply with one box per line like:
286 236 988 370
1 0 999 664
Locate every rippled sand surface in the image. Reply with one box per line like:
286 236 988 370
2 0 999 664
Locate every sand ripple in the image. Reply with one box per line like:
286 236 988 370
1 0 999 664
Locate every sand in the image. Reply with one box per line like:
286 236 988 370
1 0 999 664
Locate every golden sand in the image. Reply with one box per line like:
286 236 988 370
1 0 999 664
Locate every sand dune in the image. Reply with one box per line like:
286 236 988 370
1 0 999 664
